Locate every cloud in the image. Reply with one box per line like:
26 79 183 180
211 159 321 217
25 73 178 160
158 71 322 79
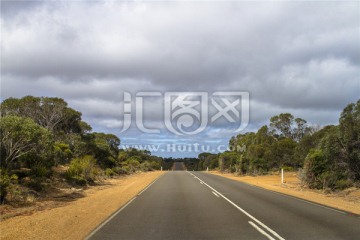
1 1 359 157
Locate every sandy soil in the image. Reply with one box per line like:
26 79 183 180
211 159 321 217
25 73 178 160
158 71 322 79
208 171 360 215
0 171 164 240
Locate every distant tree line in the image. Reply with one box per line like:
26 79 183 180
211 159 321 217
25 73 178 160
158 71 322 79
196 99 360 191
0 96 164 203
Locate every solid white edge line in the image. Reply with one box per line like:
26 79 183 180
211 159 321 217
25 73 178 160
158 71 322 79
85 173 165 239
137 173 164 196
189 172 285 240
85 197 136 240
208 172 348 215
249 221 276 240
212 191 220 198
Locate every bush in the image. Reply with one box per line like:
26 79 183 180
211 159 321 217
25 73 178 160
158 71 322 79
0 170 18 204
303 149 350 190
105 168 116 177
140 161 151 172
66 155 98 184
335 179 352 190
31 165 50 178
303 149 326 189
113 167 128 175
121 165 131 174
282 166 294 172
150 161 160 170
125 157 141 172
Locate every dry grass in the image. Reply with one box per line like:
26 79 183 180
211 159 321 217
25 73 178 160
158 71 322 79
0 171 165 240
208 171 360 215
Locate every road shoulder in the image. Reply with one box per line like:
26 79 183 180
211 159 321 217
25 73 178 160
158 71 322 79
0 171 165 240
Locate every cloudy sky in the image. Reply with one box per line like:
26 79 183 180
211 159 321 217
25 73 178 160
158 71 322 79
1 1 359 157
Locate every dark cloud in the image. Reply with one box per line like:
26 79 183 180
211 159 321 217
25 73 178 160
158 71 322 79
1 1 359 157
1 1 45 18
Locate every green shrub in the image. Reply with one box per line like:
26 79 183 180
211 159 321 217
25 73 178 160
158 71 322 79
319 171 338 190
31 165 49 178
54 142 72 165
105 168 115 177
0 170 18 204
112 167 124 175
303 149 350 190
282 166 294 172
120 166 131 174
150 161 160 170
69 176 87 185
127 157 140 172
140 161 151 172
66 155 98 184
303 149 326 189
335 179 352 190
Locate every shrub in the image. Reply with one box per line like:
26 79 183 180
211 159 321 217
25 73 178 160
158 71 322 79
303 149 326 189
282 166 294 172
113 167 127 175
0 170 18 204
121 165 131 174
303 149 350 190
140 161 151 172
150 161 160 170
335 179 352 190
105 168 115 177
126 157 141 172
66 155 98 184
31 165 50 178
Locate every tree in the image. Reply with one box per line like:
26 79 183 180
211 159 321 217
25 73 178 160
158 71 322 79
270 113 294 139
270 138 297 168
89 133 121 168
339 99 360 181
293 125 335 167
0 116 50 170
256 125 275 145
303 126 349 190
293 118 310 142
1 96 86 134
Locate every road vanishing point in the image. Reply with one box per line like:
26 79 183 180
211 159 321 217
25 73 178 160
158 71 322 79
88 163 360 240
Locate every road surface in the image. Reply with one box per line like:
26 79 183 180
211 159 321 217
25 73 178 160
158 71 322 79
88 171 360 240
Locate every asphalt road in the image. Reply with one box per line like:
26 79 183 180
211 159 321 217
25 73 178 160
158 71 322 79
88 171 360 240
172 162 186 171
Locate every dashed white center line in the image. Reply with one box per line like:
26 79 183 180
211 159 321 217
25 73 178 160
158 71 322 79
212 191 220 198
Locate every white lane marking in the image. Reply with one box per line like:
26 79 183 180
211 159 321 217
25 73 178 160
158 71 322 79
212 191 220 198
138 174 164 196
220 176 347 215
85 198 136 240
86 173 165 239
189 172 285 240
249 221 276 240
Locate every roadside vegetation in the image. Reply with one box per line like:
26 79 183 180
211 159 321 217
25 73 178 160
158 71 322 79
195 99 360 192
0 96 164 206
1 96 358 207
